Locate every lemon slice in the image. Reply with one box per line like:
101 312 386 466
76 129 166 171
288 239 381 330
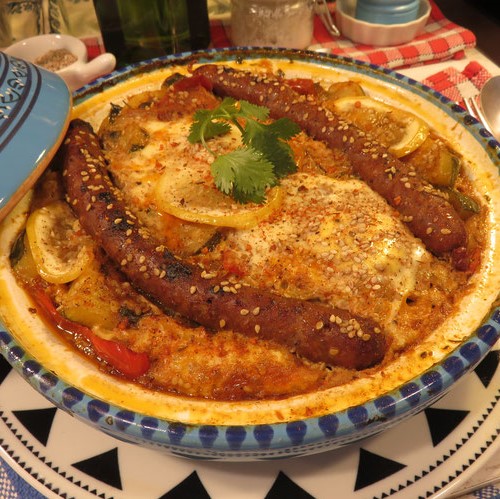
333 96 429 157
26 201 93 284
155 167 283 229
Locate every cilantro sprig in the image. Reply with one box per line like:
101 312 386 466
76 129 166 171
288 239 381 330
188 98 300 204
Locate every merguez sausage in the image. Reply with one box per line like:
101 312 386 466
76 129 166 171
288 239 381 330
192 64 468 260
62 119 387 370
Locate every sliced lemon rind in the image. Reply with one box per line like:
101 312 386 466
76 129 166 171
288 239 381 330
155 169 284 229
25 201 92 284
333 96 429 158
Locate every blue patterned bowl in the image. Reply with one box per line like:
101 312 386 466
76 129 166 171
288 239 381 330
0 48 499 460
0 51 71 222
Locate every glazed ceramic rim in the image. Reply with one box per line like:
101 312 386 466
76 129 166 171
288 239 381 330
0 47 499 459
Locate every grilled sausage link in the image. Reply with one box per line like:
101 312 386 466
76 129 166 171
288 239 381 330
62 119 387 370
192 64 468 260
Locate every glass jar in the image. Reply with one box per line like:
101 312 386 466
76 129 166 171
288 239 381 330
230 0 315 50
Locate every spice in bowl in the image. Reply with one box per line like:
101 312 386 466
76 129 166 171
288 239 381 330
34 48 77 71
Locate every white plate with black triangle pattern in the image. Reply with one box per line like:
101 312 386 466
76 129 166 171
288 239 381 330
0 340 498 499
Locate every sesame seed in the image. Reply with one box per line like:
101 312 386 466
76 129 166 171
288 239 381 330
190 286 197 294
201 270 216 279
255 324 261 333
252 307 260 315
219 319 226 328
240 309 249 316
315 321 324 330
440 228 452 235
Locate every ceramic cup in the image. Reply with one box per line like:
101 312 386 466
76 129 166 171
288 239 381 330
355 0 421 24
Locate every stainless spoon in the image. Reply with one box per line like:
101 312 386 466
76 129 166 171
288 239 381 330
479 74 500 142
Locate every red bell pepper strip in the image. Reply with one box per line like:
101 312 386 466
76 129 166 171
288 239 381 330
29 286 150 378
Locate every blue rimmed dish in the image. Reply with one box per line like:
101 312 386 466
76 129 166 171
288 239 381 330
0 47 499 460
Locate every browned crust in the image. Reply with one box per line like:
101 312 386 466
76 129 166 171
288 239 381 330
193 64 468 259
61 119 387 370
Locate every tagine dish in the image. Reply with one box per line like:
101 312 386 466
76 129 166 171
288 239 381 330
0 49 499 458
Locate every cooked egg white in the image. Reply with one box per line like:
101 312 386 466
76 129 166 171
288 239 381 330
220 173 431 331
110 117 241 211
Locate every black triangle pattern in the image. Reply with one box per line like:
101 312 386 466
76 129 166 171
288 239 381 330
372 399 499 498
160 471 211 499
72 447 123 490
424 408 469 447
474 350 500 388
265 471 315 499
0 354 12 385
354 448 406 491
12 407 57 447
0 410 109 498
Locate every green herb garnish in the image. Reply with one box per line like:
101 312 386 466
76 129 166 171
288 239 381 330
188 98 300 204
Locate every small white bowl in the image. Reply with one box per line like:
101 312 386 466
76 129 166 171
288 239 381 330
4 33 116 91
336 0 431 46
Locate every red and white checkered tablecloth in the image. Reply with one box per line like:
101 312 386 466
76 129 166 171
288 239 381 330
209 0 476 70
421 60 492 109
